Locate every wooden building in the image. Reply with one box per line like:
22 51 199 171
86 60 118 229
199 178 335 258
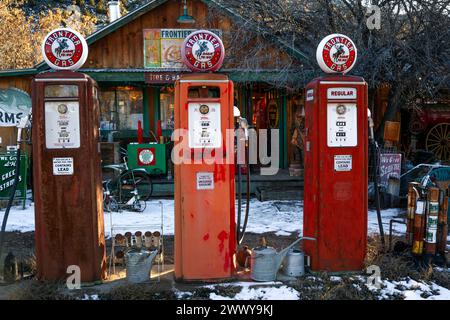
0 0 312 170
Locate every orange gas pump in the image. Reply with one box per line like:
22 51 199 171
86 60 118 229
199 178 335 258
174 30 238 281
303 34 368 272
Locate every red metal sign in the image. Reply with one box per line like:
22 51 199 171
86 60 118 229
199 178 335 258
181 30 225 72
41 28 88 70
316 34 357 74
137 148 156 166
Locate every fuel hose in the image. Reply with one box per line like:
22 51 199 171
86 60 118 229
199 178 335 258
237 137 250 245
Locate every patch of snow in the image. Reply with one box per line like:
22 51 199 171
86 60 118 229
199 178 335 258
367 277 450 300
368 208 405 235
209 285 300 300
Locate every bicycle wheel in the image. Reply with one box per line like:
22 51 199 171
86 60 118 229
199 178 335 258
133 199 146 212
119 170 153 202
107 197 120 212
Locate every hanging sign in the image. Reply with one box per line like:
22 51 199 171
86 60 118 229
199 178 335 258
316 34 357 74
0 88 31 127
181 30 225 72
41 28 88 70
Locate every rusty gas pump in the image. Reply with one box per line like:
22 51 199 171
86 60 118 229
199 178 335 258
32 28 106 282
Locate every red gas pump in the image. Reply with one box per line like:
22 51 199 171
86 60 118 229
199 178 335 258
174 30 236 281
303 34 368 272
32 29 106 282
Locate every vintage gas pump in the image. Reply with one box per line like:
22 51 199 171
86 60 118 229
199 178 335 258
303 34 368 272
32 29 106 282
174 30 237 281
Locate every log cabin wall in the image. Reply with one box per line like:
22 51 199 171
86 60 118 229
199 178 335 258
84 0 293 70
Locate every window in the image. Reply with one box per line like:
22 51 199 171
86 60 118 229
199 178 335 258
160 86 175 131
45 85 78 98
99 87 143 131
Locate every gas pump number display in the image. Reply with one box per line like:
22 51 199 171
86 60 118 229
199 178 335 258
327 103 357 147
45 101 80 149
188 102 221 149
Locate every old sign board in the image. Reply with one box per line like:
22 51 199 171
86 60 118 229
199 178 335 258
0 153 28 201
379 153 402 187
41 28 88 70
316 34 357 74
181 30 225 72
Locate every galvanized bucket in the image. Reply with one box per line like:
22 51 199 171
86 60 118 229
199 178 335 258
282 249 305 277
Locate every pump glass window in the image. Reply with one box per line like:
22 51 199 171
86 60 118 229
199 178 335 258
45 85 78 98
99 87 143 131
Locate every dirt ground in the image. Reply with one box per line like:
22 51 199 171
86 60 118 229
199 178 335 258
0 231 448 300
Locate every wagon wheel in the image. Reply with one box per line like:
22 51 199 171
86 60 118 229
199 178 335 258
426 123 450 161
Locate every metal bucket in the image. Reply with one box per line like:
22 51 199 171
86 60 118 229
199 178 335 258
250 246 279 282
282 249 304 277
125 249 158 283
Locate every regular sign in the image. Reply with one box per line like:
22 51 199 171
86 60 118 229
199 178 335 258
316 34 357 74
41 28 88 70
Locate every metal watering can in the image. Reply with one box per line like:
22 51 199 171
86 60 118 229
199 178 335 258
250 237 315 282
125 249 158 283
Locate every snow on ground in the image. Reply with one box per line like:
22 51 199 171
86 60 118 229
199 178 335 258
367 277 450 300
0 199 405 237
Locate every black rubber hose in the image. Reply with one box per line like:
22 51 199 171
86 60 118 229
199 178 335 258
238 144 250 245
0 148 22 268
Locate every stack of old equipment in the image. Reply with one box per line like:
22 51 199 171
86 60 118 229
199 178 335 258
407 183 449 257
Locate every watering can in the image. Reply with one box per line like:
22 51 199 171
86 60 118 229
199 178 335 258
125 249 158 283
250 236 315 282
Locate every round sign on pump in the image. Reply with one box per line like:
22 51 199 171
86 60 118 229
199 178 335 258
181 30 225 72
316 34 357 74
41 28 88 70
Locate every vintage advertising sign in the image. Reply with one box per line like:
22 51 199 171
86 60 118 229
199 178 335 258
327 87 357 100
0 88 31 127
379 153 402 187
181 30 225 72
41 28 88 70
144 29 222 69
52 157 74 175
316 34 357 73
0 154 28 199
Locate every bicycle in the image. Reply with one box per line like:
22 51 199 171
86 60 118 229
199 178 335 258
102 154 153 203
103 179 146 213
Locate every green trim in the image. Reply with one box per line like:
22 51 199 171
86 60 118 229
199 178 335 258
153 87 161 134
143 88 150 136
85 72 145 82
0 68 38 77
